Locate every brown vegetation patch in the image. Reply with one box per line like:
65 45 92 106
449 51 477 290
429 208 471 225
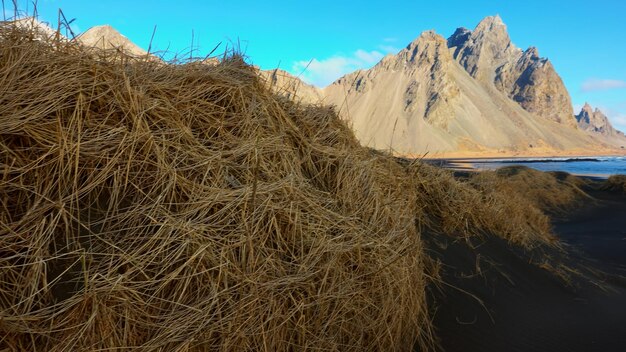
470 166 588 214
601 175 626 194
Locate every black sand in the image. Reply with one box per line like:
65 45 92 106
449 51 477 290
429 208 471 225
426 185 626 352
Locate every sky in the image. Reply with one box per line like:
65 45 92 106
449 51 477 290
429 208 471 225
4 0 626 132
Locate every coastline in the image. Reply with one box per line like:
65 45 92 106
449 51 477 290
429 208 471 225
415 148 626 160
422 155 625 179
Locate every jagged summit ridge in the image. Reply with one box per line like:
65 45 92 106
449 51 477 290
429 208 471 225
399 30 451 66
447 16 576 127
576 103 626 139
448 15 520 79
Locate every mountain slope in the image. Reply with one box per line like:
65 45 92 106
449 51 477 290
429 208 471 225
258 68 323 104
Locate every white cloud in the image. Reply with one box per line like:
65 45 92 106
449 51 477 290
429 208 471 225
378 44 400 54
354 49 384 65
581 79 626 92
292 49 385 87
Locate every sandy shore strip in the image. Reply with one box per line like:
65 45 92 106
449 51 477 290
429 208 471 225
423 156 620 179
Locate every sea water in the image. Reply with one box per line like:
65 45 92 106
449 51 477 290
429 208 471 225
466 156 626 178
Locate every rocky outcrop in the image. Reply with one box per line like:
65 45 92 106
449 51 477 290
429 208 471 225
448 15 520 81
322 31 473 152
330 31 460 128
77 25 148 57
258 68 323 104
576 103 625 138
448 16 576 127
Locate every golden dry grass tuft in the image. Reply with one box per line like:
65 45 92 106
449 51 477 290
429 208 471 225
470 166 588 213
460 166 590 246
0 23 572 351
601 175 626 194
411 164 560 247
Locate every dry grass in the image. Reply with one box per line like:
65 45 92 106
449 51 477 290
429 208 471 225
601 175 626 194
0 23 431 352
0 23 570 351
469 166 588 213
410 164 560 247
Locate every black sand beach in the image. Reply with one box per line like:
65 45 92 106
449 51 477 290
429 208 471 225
427 181 626 352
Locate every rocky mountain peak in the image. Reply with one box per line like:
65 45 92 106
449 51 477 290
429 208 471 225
406 30 448 51
448 16 576 127
77 25 147 56
447 15 518 80
581 102 594 115
447 27 471 48
398 30 451 66
523 46 540 59
576 104 625 139
474 15 506 34
314 16 620 154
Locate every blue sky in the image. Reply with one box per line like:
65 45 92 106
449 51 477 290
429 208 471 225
5 0 626 132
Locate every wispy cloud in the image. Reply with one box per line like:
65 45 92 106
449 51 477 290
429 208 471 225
292 49 385 87
291 39 407 87
378 44 400 54
581 79 626 92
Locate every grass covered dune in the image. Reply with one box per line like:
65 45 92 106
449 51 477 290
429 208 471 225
0 23 586 351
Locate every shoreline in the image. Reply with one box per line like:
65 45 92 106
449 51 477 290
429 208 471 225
415 149 626 160
422 155 624 179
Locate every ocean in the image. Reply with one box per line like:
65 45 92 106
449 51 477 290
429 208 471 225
460 156 626 178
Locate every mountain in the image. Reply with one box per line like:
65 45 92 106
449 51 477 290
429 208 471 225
77 25 148 57
576 103 626 146
258 68 323 104
318 16 622 155
322 21 606 155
